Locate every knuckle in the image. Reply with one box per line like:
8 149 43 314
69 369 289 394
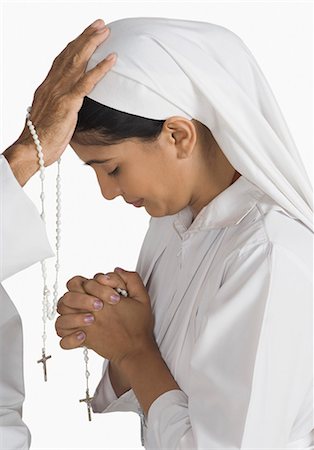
72 52 83 67
74 76 93 97
56 300 63 314
62 292 71 304
94 272 105 280
66 276 78 290
56 328 63 338
83 279 92 289
60 338 67 349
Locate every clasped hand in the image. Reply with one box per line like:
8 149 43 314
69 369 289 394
55 268 156 366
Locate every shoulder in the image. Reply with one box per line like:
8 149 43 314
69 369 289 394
226 192 312 261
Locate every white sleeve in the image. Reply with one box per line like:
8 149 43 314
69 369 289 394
145 242 313 449
91 359 118 413
0 284 31 450
0 153 54 449
0 154 54 282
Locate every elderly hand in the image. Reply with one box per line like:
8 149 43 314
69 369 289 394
56 268 157 366
13 19 116 167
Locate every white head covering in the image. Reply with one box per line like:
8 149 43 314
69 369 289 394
86 17 313 232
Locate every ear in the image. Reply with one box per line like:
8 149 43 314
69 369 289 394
164 116 197 159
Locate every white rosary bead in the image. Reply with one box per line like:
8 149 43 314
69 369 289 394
26 106 61 325
26 108 91 409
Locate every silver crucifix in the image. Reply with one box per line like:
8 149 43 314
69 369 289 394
37 349 51 382
79 388 94 421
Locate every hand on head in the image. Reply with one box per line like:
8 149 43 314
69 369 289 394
15 19 116 167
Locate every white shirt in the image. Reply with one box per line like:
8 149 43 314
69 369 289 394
1 152 313 449
0 155 54 449
91 175 314 449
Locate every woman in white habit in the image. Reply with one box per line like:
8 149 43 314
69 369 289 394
1 17 313 449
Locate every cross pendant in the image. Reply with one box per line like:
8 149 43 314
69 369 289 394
79 388 94 421
37 349 52 382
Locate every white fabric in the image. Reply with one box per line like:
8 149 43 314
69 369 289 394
0 154 54 449
92 175 313 448
86 17 313 233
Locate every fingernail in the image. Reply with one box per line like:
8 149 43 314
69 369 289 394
114 267 124 272
77 331 85 341
93 299 103 310
110 294 120 303
84 314 95 324
91 19 105 29
106 52 116 61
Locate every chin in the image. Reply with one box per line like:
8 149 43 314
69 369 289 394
147 204 180 218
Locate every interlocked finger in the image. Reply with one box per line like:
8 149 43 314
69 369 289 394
57 291 104 314
60 331 87 350
66 275 89 293
83 278 125 305
56 312 95 336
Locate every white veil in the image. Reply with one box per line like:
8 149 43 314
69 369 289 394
86 17 313 233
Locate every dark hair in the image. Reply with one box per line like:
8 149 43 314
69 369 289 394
73 96 166 145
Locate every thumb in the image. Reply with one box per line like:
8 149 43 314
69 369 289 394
114 267 148 303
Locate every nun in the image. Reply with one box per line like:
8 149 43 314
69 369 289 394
2 17 313 449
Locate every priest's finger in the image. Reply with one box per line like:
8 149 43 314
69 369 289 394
48 20 109 76
60 331 86 350
69 52 116 99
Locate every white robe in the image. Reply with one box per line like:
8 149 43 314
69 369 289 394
0 154 54 449
1 152 313 449
91 175 314 449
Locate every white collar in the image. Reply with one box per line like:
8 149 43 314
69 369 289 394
173 176 266 239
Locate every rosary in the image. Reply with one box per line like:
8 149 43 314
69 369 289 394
26 107 129 421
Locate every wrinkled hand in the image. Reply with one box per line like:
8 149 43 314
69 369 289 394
56 268 157 366
14 19 116 167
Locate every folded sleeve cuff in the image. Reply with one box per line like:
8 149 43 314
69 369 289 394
146 389 191 448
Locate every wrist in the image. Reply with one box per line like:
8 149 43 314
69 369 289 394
117 340 161 376
3 142 39 187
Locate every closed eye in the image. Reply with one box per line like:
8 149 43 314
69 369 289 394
108 167 120 177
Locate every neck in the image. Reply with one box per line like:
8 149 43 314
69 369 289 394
190 169 241 220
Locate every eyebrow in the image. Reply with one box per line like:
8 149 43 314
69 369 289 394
83 159 112 166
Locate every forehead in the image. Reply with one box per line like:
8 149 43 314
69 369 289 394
69 137 149 163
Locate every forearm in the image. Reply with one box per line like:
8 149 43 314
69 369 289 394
2 142 39 187
108 361 132 398
118 345 181 417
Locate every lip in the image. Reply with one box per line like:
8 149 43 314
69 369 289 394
126 198 144 207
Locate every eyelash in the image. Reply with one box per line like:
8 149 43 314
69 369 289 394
108 167 120 177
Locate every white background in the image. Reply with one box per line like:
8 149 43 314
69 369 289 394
1 1 313 449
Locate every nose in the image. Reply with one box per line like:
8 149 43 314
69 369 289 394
94 169 122 201
99 179 121 201
100 185 121 201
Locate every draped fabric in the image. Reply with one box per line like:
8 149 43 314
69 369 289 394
86 16 313 233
